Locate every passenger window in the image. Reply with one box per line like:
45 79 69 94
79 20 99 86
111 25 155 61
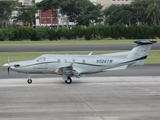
82 59 86 63
64 59 67 63
57 59 61 63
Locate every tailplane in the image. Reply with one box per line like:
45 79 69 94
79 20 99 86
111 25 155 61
127 40 157 65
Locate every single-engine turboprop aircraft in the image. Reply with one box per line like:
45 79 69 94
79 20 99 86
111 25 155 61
3 40 157 84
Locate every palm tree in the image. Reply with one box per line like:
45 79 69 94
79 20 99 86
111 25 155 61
146 0 160 24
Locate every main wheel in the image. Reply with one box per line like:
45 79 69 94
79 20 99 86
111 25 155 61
65 76 72 84
27 79 32 84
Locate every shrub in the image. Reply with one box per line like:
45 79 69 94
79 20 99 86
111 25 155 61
0 30 5 41
48 29 57 40
72 26 85 38
3 28 15 41
30 29 39 41
1 25 160 40
35 26 49 40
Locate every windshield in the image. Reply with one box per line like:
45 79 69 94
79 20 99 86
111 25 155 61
35 57 46 62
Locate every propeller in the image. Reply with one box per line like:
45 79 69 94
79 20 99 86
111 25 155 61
8 67 10 75
7 57 10 75
3 57 10 75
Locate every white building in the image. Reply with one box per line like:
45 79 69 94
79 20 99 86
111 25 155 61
19 0 32 5
91 0 132 8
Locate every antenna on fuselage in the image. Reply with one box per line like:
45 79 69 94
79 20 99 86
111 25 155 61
88 52 93 55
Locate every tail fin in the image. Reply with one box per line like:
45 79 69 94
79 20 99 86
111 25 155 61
127 40 157 65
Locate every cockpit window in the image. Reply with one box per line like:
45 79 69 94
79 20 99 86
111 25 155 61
36 57 46 62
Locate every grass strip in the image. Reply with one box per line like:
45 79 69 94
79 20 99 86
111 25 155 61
0 40 139 46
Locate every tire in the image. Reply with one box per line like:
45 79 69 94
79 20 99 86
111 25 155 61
27 79 32 84
65 76 72 84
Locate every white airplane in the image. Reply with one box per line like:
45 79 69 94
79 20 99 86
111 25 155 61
3 40 157 84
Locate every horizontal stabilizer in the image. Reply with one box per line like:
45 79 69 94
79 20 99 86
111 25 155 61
134 40 157 45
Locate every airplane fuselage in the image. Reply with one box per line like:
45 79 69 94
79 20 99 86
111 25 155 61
10 55 133 74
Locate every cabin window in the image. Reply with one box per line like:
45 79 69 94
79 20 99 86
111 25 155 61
64 59 67 63
72 59 75 63
82 59 86 63
57 59 61 63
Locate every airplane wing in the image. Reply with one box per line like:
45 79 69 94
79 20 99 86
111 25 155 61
55 62 73 75
55 62 82 78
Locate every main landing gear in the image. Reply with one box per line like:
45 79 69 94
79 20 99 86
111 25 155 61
27 79 32 84
65 76 72 84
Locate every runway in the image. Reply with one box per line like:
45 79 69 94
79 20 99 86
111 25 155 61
0 43 160 52
0 77 160 120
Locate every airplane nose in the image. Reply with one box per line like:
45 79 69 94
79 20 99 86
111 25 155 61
3 63 10 67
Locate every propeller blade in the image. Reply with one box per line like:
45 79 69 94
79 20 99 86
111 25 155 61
8 56 10 64
3 57 11 75
8 67 10 75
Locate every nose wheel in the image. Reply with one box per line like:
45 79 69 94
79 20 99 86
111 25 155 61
27 79 32 84
65 76 72 84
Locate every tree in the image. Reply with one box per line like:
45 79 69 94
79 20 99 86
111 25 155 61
146 0 160 24
131 0 151 25
77 3 103 26
60 0 103 26
0 0 19 28
14 0 36 26
103 0 160 25
103 4 133 25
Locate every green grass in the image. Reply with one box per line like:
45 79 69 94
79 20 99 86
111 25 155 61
0 39 159 46
1 50 159 66
0 40 138 46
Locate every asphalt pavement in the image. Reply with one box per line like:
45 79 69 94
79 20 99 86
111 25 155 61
0 43 159 52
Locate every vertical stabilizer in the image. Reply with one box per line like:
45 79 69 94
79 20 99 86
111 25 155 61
127 40 157 65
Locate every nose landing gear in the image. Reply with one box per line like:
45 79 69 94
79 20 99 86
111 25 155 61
27 74 32 84
27 79 32 84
